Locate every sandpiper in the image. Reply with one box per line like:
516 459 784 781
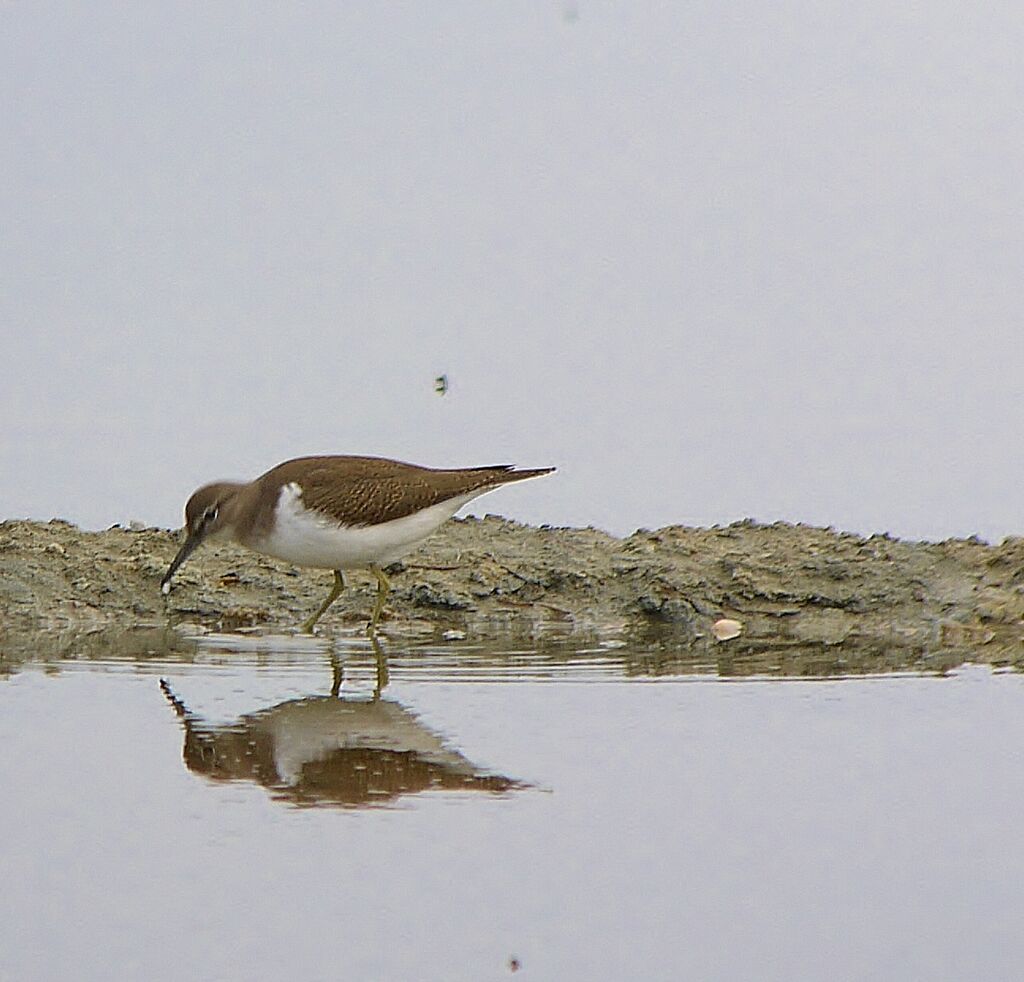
161 455 555 634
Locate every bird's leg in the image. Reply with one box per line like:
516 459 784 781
369 632 390 699
329 651 344 697
367 565 391 636
302 569 345 634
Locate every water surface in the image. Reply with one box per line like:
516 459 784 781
2 636 1022 981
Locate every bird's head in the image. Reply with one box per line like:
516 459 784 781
161 481 243 594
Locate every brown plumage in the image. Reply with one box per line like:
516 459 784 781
249 456 554 530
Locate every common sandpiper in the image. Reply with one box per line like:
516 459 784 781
161 455 555 634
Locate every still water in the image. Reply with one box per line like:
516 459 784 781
2 635 1022 982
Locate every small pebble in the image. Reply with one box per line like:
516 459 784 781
442 629 467 641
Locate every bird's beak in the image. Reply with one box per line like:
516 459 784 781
161 527 206 595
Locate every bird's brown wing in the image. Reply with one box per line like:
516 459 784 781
260 455 553 527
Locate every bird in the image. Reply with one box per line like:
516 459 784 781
161 455 555 634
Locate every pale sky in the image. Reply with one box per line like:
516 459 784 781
3 2 1022 541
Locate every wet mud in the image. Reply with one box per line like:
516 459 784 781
1 516 1021 672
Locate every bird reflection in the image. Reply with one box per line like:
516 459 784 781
159 642 524 808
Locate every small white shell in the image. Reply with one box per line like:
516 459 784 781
712 618 743 641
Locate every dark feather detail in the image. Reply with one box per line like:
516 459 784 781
248 456 554 529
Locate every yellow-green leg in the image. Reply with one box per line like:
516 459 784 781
329 651 344 697
302 569 346 634
369 632 390 698
367 565 391 636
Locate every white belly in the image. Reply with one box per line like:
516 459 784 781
250 482 478 569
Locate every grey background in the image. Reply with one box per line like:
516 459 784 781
3 2 1021 540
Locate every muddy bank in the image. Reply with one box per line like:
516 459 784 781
1 516 1021 671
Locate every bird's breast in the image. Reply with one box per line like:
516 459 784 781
249 481 478 570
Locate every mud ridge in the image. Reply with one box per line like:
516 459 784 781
1 516 1021 671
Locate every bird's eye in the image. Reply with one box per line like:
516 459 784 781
203 506 219 524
